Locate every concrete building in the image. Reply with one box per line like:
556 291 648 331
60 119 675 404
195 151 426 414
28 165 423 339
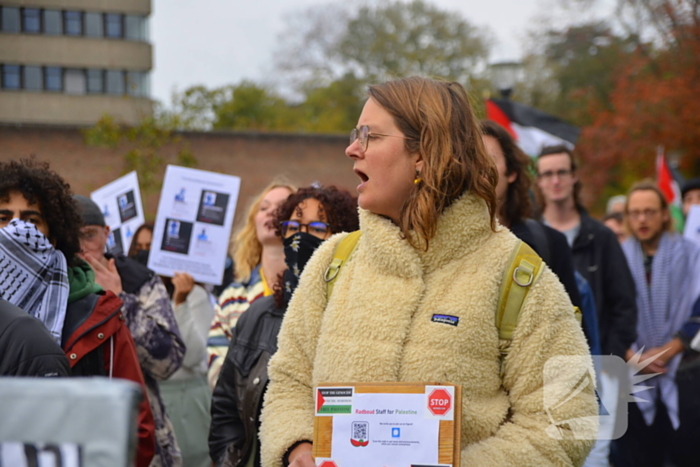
0 0 152 125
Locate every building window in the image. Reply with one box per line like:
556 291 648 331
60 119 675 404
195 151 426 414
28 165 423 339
105 13 122 38
1 7 20 33
64 11 82 36
2 65 21 89
86 69 104 93
105 70 124 95
43 10 62 35
125 15 147 41
65 69 86 95
45 67 63 91
23 66 43 91
127 71 149 97
84 12 103 37
22 8 41 33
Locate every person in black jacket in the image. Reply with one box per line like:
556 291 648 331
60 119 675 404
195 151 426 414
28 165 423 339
480 121 582 308
209 185 359 467
534 144 637 360
0 300 70 377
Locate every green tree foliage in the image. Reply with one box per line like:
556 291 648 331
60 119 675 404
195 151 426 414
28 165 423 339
84 115 198 194
161 1 492 134
274 0 491 88
213 81 295 131
297 73 366 133
337 0 490 82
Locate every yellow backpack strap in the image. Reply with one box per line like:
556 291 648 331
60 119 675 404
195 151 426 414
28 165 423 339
323 230 362 299
496 241 544 375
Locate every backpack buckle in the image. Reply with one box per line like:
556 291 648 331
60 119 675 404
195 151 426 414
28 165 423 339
512 266 534 287
324 258 343 282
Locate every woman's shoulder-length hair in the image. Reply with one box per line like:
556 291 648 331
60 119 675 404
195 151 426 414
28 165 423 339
368 76 498 250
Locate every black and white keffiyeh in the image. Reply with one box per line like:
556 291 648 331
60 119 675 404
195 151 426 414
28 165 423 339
0 219 69 345
622 233 700 428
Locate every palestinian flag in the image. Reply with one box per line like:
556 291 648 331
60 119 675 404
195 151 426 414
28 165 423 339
485 98 580 157
656 147 685 232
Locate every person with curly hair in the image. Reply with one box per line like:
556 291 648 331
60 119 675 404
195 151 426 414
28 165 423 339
208 185 358 467
207 181 295 389
0 158 156 467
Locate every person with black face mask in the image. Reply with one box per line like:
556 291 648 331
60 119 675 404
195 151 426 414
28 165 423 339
208 185 359 467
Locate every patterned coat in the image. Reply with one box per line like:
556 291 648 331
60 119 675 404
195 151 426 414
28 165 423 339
116 256 186 467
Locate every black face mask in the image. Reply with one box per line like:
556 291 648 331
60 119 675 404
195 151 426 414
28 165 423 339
133 249 150 267
283 232 324 305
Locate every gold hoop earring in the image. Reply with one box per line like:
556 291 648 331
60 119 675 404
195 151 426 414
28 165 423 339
413 171 422 185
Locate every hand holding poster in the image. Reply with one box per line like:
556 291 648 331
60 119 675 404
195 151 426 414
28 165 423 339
90 172 145 256
148 165 240 285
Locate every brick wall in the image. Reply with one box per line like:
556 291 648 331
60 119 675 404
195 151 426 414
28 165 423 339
0 124 357 228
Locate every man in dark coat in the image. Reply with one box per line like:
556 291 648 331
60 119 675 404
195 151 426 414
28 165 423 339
0 299 70 377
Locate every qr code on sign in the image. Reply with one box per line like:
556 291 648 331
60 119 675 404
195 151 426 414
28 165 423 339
352 421 369 441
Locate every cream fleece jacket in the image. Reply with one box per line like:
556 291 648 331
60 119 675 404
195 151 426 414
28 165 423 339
260 193 597 467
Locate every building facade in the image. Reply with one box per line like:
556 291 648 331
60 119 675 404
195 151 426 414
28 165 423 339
0 0 152 125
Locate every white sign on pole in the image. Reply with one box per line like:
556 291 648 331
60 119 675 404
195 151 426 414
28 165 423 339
148 165 241 285
684 205 700 247
90 171 145 256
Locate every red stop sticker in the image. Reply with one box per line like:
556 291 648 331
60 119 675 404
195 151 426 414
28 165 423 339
427 388 452 416
318 461 338 467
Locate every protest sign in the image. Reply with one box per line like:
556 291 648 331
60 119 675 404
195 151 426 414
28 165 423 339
313 382 461 467
90 172 144 256
148 165 240 285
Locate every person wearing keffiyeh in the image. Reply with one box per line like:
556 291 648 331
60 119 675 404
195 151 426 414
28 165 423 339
0 158 157 467
613 181 700 467
0 218 69 344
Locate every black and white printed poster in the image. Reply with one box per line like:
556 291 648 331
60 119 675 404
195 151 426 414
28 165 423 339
148 166 241 285
90 172 145 254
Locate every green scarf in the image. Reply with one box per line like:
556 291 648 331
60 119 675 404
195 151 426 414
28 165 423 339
68 259 103 304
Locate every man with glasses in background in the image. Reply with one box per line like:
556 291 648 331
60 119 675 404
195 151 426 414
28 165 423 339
613 181 700 467
535 145 637 467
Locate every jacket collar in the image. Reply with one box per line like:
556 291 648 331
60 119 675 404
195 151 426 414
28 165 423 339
358 192 495 276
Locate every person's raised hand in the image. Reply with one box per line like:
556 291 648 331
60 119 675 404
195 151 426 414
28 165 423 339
82 253 123 295
172 272 195 305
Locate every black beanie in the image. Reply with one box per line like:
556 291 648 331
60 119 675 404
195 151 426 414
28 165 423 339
73 195 106 226
681 178 700 199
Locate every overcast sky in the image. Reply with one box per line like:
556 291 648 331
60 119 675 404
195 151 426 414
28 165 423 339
150 0 583 105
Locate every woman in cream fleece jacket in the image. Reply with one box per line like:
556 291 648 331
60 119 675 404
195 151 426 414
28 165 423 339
259 77 597 467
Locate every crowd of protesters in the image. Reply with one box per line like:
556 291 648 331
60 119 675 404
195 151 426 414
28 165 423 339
1 76 700 467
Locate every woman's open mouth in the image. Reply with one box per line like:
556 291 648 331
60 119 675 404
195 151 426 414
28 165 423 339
354 169 369 190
